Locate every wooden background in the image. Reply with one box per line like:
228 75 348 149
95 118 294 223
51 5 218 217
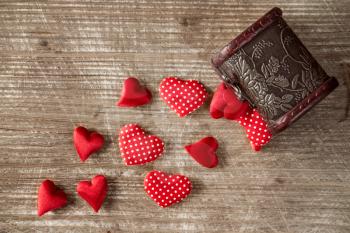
0 0 349 232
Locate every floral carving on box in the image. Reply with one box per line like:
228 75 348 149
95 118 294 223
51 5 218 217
218 18 328 126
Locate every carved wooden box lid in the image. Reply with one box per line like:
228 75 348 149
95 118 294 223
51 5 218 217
211 7 338 134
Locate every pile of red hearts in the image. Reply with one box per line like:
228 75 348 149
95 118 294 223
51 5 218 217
38 76 272 216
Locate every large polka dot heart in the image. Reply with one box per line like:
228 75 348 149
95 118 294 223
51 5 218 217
159 77 208 117
144 170 192 208
118 124 165 165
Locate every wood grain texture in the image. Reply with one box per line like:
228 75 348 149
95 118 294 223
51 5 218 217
0 0 349 232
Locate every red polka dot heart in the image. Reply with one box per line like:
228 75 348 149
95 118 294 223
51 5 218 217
118 124 165 166
144 171 192 208
159 77 208 117
238 109 272 151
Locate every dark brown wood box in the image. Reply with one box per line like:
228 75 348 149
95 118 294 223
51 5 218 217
211 7 338 134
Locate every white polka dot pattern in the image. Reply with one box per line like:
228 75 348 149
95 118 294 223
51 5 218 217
237 109 272 151
159 77 208 117
144 170 192 208
118 124 165 165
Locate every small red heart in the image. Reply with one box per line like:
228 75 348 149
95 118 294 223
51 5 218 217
159 77 208 117
37 180 68 216
76 175 108 212
117 77 152 107
118 124 165 165
210 82 250 120
73 126 104 162
185 136 219 168
144 171 192 208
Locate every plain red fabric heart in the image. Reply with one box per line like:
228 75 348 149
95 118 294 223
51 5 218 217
76 175 108 212
159 77 208 117
210 82 250 120
118 124 165 165
237 109 272 151
144 170 192 208
185 136 219 168
37 180 68 216
116 77 152 107
73 126 104 162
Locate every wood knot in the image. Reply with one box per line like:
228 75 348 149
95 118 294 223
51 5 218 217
179 17 189 27
39 40 48 47
178 17 200 27
275 177 285 184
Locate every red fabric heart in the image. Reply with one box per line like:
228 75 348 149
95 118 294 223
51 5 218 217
210 82 250 120
144 171 192 208
159 77 208 117
37 180 68 216
117 77 152 107
185 136 219 168
118 124 165 165
73 126 104 162
237 109 272 151
76 175 108 212
210 82 272 151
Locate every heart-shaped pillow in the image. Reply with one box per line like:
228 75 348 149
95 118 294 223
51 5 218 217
144 170 192 208
118 124 165 165
185 136 219 168
210 82 250 120
37 180 68 216
73 126 104 162
159 77 208 117
77 175 108 212
116 77 152 107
